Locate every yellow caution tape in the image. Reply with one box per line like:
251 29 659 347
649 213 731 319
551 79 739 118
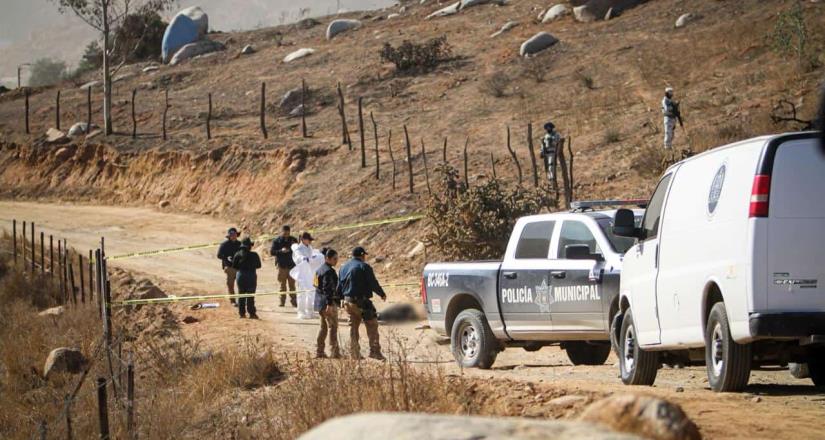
109 282 420 307
105 213 424 261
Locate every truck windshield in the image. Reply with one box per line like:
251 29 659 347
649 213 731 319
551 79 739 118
596 217 640 254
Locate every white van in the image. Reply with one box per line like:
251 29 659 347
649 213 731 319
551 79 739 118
611 132 825 392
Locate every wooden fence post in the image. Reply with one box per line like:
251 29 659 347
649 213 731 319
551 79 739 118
56 90 61 130
69 263 77 304
162 89 169 141
463 137 470 189
126 354 135 439
24 88 30 134
95 249 102 317
64 395 73 440
301 79 308 138
490 152 497 179
58 240 64 299
403 125 414 194
38 421 47 440
49 235 54 277
12 219 17 265
206 93 212 140
505 125 522 185
557 138 572 208
62 241 68 302
79 253 85 303
96 377 110 440
526 123 539 188
89 250 95 302
358 97 366 168
40 231 44 275
260 82 268 139
387 129 396 190
30 222 35 273
442 137 447 163
87 86 92 132
568 137 574 200
22 221 27 267
336 82 351 148
131 89 137 139
421 139 432 195
370 112 379 179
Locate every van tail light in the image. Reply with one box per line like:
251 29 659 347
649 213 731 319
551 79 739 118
420 277 428 305
749 174 771 218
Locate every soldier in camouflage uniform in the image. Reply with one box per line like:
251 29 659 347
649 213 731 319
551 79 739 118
540 122 563 182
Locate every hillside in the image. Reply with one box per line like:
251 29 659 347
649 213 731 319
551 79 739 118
0 0 823 264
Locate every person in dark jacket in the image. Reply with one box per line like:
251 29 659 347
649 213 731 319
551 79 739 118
338 246 386 360
232 237 261 319
270 225 298 307
217 227 241 305
314 248 341 359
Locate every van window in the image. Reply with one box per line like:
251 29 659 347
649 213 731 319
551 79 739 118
558 221 601 258
641 174 673 241
514 221 556 259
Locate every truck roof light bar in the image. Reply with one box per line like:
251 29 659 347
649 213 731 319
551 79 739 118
570 199 648 212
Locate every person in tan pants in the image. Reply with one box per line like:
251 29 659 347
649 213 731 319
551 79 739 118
314 248 341 358
269 225 298 307
217 228 241 305
338 247 386 360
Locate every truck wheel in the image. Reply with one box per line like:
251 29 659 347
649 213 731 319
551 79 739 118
565 342 611 365
705 302 752 392
807 349 825 388
619 309 658 386
451 309 498 369
789 363 810 379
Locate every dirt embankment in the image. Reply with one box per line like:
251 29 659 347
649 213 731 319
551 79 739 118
0 140 332 220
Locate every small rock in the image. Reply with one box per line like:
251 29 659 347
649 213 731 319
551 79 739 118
675 386 684 393
751 396 762 403
289 104 306 117
142 65 160 73
158 200 171 209
44 348 87 378
38 306 65 317
79 80 100 90
387 13 401 19
399 5 407 13
283 48 315 63
541 4 569 23
604 7 614 20
407 241 425 258
279 87 303 110
579 394 701 440
45 128 69 145
490 21 518 38
182 316 199 324
426 1 460 19
170 39 225 66
519 32 559 57
326 19 362 40
675 13 698 28
548 395 588 407
573 5 597 22
67 122 92 137
240 45 256 55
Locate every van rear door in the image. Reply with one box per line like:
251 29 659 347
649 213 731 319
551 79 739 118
763 136 825 311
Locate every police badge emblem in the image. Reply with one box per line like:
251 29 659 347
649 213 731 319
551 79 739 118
534 279 554 313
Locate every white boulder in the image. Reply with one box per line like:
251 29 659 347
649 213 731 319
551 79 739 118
519 32 559 57
675 13 697 28
283 48 316 63
169 39 225 66
178 6 209 38
573 5 598 22
68 122 91 137
326 19 362 40
240 45 255 55
426 2 460 19
542 4 570 22
490 21 519 38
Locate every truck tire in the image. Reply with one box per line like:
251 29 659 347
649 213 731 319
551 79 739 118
705 302 752 392
789 362 810 379
619 309 658 386
565 342 611 365
451 309 498 369
807 349 825 388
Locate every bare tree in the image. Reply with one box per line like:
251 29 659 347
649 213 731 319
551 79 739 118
52 0 176 135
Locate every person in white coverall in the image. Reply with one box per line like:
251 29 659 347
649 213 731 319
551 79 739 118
662 87 677 149
290 231 324 319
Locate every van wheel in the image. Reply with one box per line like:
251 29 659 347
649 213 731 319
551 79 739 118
808 349 825 388
451 309 498 369
705 302 752 392
565 342 611 365
619 309 658 386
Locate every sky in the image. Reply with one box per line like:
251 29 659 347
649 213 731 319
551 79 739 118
0 0 397 87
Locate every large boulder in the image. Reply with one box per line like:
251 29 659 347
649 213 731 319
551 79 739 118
426 2 460 19
519 32 559 57
279 87 303 110
44 348 87 378
169 39 225 65
542 4 570 22
299 413 642 440
326 19 362 40
179 6 209 37
283 48 315 63
573 0 646 22
162 14 201 63
579 394 702 440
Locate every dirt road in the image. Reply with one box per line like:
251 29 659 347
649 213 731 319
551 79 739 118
1 201 823 439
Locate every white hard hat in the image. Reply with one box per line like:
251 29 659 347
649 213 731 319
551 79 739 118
665 87 674 94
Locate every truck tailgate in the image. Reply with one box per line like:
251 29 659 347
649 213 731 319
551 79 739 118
423 262 503 337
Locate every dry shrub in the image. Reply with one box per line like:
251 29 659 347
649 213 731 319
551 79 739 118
521 55 554 83
603 127 621 144
380 36 452 74
481 71 512 98
424 164 556 260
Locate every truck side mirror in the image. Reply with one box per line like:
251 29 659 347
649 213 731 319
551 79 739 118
613 208 639 238
565 244 602 261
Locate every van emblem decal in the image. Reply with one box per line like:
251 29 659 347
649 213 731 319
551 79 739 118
708 164 726 214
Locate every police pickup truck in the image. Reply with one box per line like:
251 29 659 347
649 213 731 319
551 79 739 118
421 201 644 369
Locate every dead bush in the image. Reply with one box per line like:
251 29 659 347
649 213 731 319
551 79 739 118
380 36 452 74
603 128 621 144
575 70 595 90
521 55 554 83
481 71 512 98
424 164 556 260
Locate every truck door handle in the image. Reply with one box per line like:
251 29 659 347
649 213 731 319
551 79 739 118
503 271 517 279
551 271 567 279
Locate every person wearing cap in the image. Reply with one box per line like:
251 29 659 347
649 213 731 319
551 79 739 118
270 225 298 307
314 248 342 359
338 246 387 360
217 227 242 305
292 231 323 319
662 87 677 149
540 122 563 182
231 237 261 319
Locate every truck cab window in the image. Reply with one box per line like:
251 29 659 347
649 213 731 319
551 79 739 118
514 221 556 259
641 174 672 241
558 221 601 258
